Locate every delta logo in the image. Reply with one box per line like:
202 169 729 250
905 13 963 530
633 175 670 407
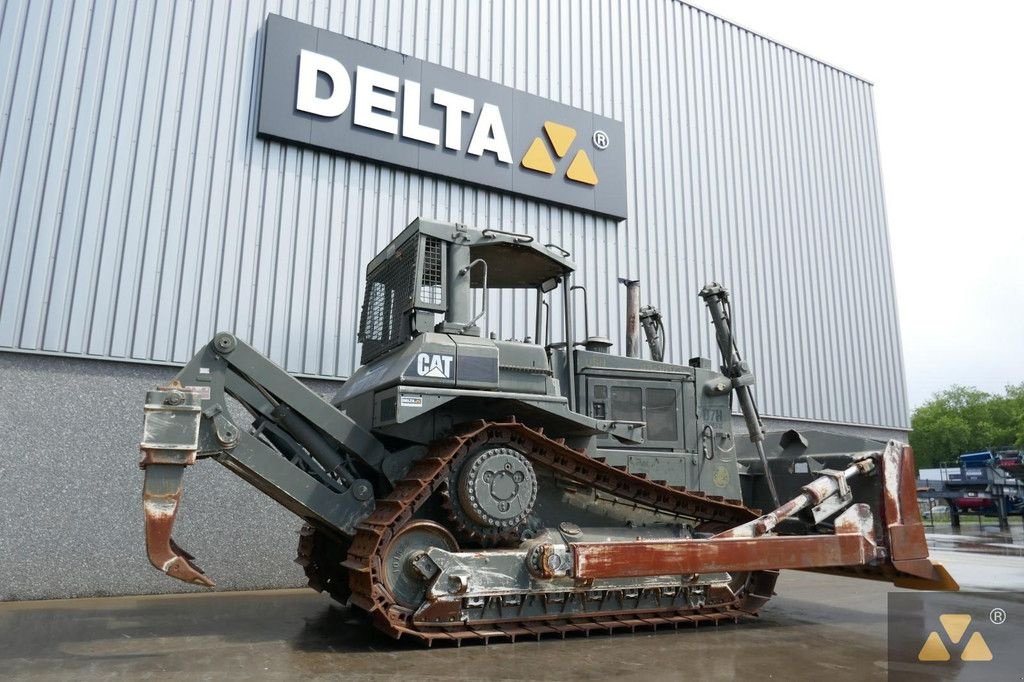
520 122 599 186
293 51 601 189
917 613 993 662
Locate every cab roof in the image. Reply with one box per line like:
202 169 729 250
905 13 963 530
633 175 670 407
368 218 576 288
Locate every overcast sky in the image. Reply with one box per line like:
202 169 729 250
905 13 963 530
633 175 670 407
694 0 1024 411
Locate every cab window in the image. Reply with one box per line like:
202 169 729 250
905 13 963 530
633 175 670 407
646 388 678 441
610 386 642 422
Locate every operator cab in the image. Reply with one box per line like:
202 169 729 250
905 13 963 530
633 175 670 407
356 217 575 361
333 219 577 422
333 218 734 486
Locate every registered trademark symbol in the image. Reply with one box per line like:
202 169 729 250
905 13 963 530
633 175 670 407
990 607 1006 625
592 130 609 150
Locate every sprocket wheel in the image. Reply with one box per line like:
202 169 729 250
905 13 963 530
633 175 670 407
440 440 538 547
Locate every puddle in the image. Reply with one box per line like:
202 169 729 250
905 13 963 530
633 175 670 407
925 522 1024 557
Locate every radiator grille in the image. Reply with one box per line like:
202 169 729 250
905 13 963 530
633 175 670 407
420 236 443 306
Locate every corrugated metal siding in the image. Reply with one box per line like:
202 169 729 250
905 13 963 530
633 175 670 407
0 0 908 429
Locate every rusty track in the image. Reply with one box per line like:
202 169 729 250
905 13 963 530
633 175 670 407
342 418 778 644
297 524 352 606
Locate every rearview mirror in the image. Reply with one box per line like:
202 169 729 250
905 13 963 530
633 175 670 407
540 277 559 294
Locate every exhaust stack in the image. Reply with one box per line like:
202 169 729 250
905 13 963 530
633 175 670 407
621 279 641 358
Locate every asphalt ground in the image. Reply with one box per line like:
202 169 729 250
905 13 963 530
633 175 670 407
1 534 1021 681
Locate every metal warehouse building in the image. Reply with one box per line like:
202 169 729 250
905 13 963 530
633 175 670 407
0 0 907 600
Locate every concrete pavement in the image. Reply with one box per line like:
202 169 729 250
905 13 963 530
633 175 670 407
2 531 1021 681
0 571 908 681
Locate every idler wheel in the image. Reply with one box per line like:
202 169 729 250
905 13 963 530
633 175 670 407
380 521 458 608
457 447 538 530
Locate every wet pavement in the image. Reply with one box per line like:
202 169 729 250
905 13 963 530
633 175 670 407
1 528 1021 681
0 572 932 681
924 522 1024 556
925 522 1024 592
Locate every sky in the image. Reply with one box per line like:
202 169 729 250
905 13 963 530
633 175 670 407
694 0 1024 411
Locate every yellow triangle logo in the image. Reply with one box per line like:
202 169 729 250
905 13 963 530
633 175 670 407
520 122 599 186
543 121 576 158
521 137 555 174
917 631 951 661
960 632 993 661
939 614 971 644
565 149 598 185
937 610 966 643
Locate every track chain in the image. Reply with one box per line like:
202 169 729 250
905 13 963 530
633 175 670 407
297 524 352 606
343 418 777 644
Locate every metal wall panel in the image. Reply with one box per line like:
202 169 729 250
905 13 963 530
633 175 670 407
0 0 908 429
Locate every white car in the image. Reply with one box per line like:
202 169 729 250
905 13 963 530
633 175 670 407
923 505 949 517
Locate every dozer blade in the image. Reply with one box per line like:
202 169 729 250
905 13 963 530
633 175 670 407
140 384 214 587
808 442 958 591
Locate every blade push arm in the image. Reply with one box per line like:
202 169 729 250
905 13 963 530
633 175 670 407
140 333 386 586
557 442 957 591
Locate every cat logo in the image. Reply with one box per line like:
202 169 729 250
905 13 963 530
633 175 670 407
917 614 993 662
415 353 454 379
520 121 599 186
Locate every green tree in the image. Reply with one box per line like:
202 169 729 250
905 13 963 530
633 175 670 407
909 383 1024 469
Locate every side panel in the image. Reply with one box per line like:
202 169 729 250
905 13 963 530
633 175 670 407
451 335 500 390
572 352 742 500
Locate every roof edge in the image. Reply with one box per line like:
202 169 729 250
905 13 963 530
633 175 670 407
678 0 874 86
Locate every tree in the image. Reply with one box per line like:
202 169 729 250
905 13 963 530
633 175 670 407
909 383 1024 469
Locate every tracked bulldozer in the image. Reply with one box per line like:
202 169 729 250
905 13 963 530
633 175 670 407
139 218 956 644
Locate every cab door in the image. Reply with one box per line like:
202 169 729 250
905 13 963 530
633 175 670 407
586 378 693 451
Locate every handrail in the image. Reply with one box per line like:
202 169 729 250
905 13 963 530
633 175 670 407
544 242 571 258
569 284 590 341
462 258 489 327
482 228 534 243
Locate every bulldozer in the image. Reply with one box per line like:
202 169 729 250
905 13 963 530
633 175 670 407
139 218 956 644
